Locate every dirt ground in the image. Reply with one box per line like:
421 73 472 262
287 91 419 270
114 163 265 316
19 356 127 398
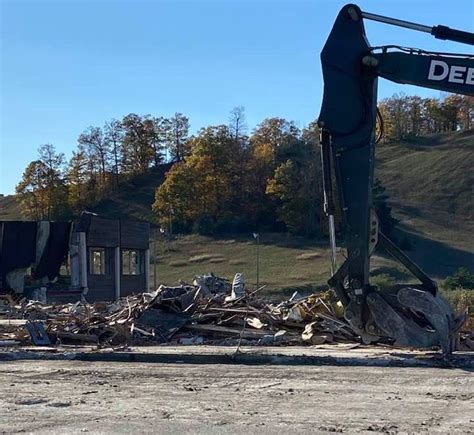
0 347 473 434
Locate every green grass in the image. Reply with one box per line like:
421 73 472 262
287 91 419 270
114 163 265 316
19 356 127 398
150 233 333 296
376 130 473 220
441 288 474 313
149 232 414 298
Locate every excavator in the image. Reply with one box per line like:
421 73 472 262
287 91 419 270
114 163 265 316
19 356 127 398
318 4 473 354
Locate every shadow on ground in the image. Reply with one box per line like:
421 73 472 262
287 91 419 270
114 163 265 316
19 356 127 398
391 224 474 278
1 349 473 371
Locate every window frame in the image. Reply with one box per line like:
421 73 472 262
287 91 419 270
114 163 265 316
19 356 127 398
121 249 142 276
89 247 106 275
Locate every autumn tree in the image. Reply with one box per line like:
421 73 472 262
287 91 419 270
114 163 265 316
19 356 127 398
152 162 201 226
16 144 68 219
379 94 409 141
251 117 300 154
244 118 301 226
423 98 443 133
442 94 474 131
456 95 474 130
379 93 472 141
153 125 246 230
15 160 48 219
267 160 310 234
266 135 322 236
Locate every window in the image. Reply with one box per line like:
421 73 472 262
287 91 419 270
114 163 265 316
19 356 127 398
90 248 106 275
122 250 142 275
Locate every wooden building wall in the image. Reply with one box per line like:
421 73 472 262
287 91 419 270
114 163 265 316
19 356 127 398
85 217 120 248
86 247 116 302
74 213 150 301
120 220 149 249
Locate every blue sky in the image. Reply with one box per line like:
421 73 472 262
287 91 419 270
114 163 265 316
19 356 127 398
1 0 473 194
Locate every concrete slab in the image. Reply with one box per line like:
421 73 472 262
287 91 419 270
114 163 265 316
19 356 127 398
0 352 472 434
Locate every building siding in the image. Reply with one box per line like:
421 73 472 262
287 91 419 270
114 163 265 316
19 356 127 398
120 220 150 249
86 216 120 248
86 247 116 301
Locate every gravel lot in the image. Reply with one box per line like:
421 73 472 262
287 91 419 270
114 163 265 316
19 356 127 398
0 347 473 434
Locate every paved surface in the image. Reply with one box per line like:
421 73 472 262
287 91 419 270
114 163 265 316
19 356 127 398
0 346 473 434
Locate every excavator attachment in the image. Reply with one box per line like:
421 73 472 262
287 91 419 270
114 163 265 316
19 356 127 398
367 287 465 354
318 4 473 354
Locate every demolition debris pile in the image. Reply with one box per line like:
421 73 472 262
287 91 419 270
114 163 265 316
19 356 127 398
0 274 357 347
1 273 472 350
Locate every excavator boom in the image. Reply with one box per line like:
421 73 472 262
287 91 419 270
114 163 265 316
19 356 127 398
318 4 473 353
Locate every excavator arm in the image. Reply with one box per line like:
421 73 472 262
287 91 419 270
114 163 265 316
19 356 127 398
318 4 473 353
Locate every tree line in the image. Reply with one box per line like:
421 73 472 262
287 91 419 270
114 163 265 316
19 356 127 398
15 93 472 237
379 94 472 141
153 113 325 236
16 113 190 219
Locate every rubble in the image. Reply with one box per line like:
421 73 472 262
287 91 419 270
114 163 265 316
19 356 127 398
0 273 356 348
0 273 472 350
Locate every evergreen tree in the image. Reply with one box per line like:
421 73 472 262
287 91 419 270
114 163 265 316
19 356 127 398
104 119 124 186
67 149 89 213
168 113 190 162
121 114 154 174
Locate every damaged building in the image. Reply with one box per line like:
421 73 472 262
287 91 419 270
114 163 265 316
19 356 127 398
0 212 150 302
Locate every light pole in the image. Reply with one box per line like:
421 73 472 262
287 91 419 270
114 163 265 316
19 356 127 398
169 207 174 239
153 237 157 290
253 232 260 288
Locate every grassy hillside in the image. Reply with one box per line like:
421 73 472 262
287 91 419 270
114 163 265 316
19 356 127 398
376 130 473 258
0 195 23 220
91 164 171 223
376 130 473 219
150 233 409 296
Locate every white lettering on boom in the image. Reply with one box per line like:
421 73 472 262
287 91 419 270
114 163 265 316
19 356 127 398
428 60 474 86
